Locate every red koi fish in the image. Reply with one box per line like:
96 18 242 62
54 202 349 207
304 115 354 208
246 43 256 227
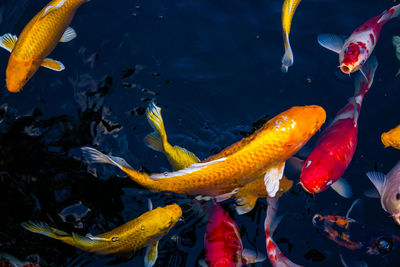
203 204 265 267
299 57 378 196
318 4 399 77
264 198 302 267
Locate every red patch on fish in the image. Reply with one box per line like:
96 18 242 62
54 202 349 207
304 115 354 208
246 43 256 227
369 34 375 45
342 42 366 66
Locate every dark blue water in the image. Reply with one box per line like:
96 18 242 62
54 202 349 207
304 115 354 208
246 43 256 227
0 0 399 266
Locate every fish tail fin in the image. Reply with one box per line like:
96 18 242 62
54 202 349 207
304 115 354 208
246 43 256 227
144 102 168 152
377 4 400 24
81 147 133 171
281 33 294 73
354 56 378 97
21 221 69 240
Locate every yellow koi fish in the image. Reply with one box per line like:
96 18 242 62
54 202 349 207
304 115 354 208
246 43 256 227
381 124 400 149
0 0 89 92
82 105 325 199
22 202 181 267
281 0 302 73
144 102 293 214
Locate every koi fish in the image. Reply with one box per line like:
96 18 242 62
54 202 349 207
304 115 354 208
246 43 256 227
299 57 378 196
381 124 400 149
366 161 400 226
281 0 302 73
318 4 399 77
81 105 325 199
393 36 400 76
0 0 89 93
0 252 41 267
22 202 181 267
313 199 400 266
144 102 293 214
203 203 265 266
264 198 303 267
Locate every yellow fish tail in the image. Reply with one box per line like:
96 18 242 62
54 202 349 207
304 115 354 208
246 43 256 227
234 191 258 215
145 102 168 151
21 221 69 239
281 33 293 73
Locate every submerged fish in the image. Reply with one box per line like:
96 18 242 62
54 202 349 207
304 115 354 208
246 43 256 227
300 57 378 197
281 0 301 73
318 4 399 77
381 124 400 149
264 198 303 267
144 102 293 214
366 161 400 226
82 105 325 199
393 36 400 76
203 204 265 266
0 0 88 92
313 199 400 266
22 202 182 267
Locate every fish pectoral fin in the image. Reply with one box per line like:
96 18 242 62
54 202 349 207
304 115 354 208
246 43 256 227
41 58 65 71
364 187 380 198
264 162 285 197
331 177 353 198
242 248 266 264
365 171 386 197
85 233 119 242
71 232 105 246
144 241 159 267
234 191 258 215
60 27 77 42
215 188 239 203
0 33 18 53
317 33 345 54
41 0 67 18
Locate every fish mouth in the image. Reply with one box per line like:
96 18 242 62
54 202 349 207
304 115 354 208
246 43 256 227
340 64 351 74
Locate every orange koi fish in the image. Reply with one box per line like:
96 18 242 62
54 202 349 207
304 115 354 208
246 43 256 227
381 124 400 149
0 0 89 92
81 105 326 199
144 102 294 214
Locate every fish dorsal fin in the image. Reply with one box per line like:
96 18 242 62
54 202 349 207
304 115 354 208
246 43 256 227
0 33 18 53
41 58 65 71
150 157 226 179
366 171 386 197
345 199 364 223
317 33 345 54
41 0 67 18
242 248 266 264
331 177 353 198
264 162 285 197
60 27 77 42
144 241 159 267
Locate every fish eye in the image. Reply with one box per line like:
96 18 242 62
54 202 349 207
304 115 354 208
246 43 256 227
376 237 393 254
344 48 349 54
360 59 365 64
396 193 400 200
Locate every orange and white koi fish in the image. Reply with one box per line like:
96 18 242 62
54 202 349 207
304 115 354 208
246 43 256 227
281 0 302 73
381 124 400 149
318 4 400 77
144 102 294 214
264 198 303 267
81 105 326 199
0 0 89 93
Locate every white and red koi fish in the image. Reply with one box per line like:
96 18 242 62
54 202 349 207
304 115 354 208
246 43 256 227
203 203 265 267
299 57 378 196
264 198 302 267
318 4 399 77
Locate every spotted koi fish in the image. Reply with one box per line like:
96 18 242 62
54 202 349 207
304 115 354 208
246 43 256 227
318 4 399 77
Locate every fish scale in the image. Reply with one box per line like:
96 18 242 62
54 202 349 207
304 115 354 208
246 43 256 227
13 0 86 60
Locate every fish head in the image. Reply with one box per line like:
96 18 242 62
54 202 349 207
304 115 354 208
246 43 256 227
299 157 334 194
159 204 182 233
5 56 38 93
339 41 368 74
278 105 326 153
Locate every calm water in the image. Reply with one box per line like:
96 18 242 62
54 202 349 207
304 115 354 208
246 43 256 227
0 0 399 266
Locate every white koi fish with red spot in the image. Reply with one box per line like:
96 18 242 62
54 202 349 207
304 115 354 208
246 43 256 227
317 4 399 78
264 198 302 267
